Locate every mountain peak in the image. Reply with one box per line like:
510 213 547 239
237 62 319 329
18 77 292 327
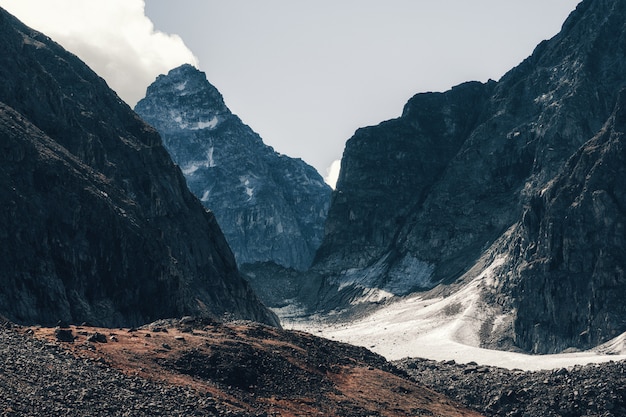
143 64 230 134
136 67 331 270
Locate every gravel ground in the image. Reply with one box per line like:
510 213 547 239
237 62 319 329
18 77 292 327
0 323 257 417
395 357 626 417
0 318 482 417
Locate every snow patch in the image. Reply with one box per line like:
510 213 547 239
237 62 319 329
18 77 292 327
332 253 433 301
182 163 200 175
181 148 217 175
353 287 395 305
479 256 506 287
387 254 434 291
288 255 626 371
594 332 626 356
334 255 389 292
534 92 554 104
190 116 219 130
207 147 215 168
239 176 254 200
292 294 626 371
169 111 219 131
200 190 210 202
175 81 187 91
271 300 308 322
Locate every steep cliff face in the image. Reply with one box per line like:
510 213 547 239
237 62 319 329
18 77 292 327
315 81 493 296
495 91 626 353
135 65 331 271
309 0 626 351
0 8 278 327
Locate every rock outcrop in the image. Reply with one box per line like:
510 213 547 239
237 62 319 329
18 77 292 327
0 8 278 327
304 0 626 352
135 65 331 270
397 357 626 417
495 90 626 353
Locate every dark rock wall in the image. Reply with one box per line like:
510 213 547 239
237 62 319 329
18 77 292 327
318 0 626 281
501 91 626 353
0 8 278 327
316 81 492 273
310 0 626 351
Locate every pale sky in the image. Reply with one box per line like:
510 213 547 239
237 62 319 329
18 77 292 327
0 0 581 186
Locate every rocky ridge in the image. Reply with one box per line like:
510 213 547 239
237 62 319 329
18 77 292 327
315 0 626 296
0 8 277 327
271 0 626 353
135 65 331 271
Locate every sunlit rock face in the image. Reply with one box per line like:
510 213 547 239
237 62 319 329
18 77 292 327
0 8 279 328
135 65 331 271
309 0 626 352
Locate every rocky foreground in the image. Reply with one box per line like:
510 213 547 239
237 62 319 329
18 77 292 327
4 316 626 417
0 317 480 417
395 357 626 417
0 7 278 328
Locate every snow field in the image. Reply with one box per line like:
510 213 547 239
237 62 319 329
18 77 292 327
285 256 626 371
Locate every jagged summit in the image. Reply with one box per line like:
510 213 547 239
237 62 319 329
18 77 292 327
0 7 278 327
141 64 234 139
135 65 331 271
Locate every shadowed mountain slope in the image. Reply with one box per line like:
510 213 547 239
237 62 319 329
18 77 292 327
0 8 278 327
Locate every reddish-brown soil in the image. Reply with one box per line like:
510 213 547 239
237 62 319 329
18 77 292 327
26 319 483 417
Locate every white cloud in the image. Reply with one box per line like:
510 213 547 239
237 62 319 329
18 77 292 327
0 0 198 106
324 159 342 189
